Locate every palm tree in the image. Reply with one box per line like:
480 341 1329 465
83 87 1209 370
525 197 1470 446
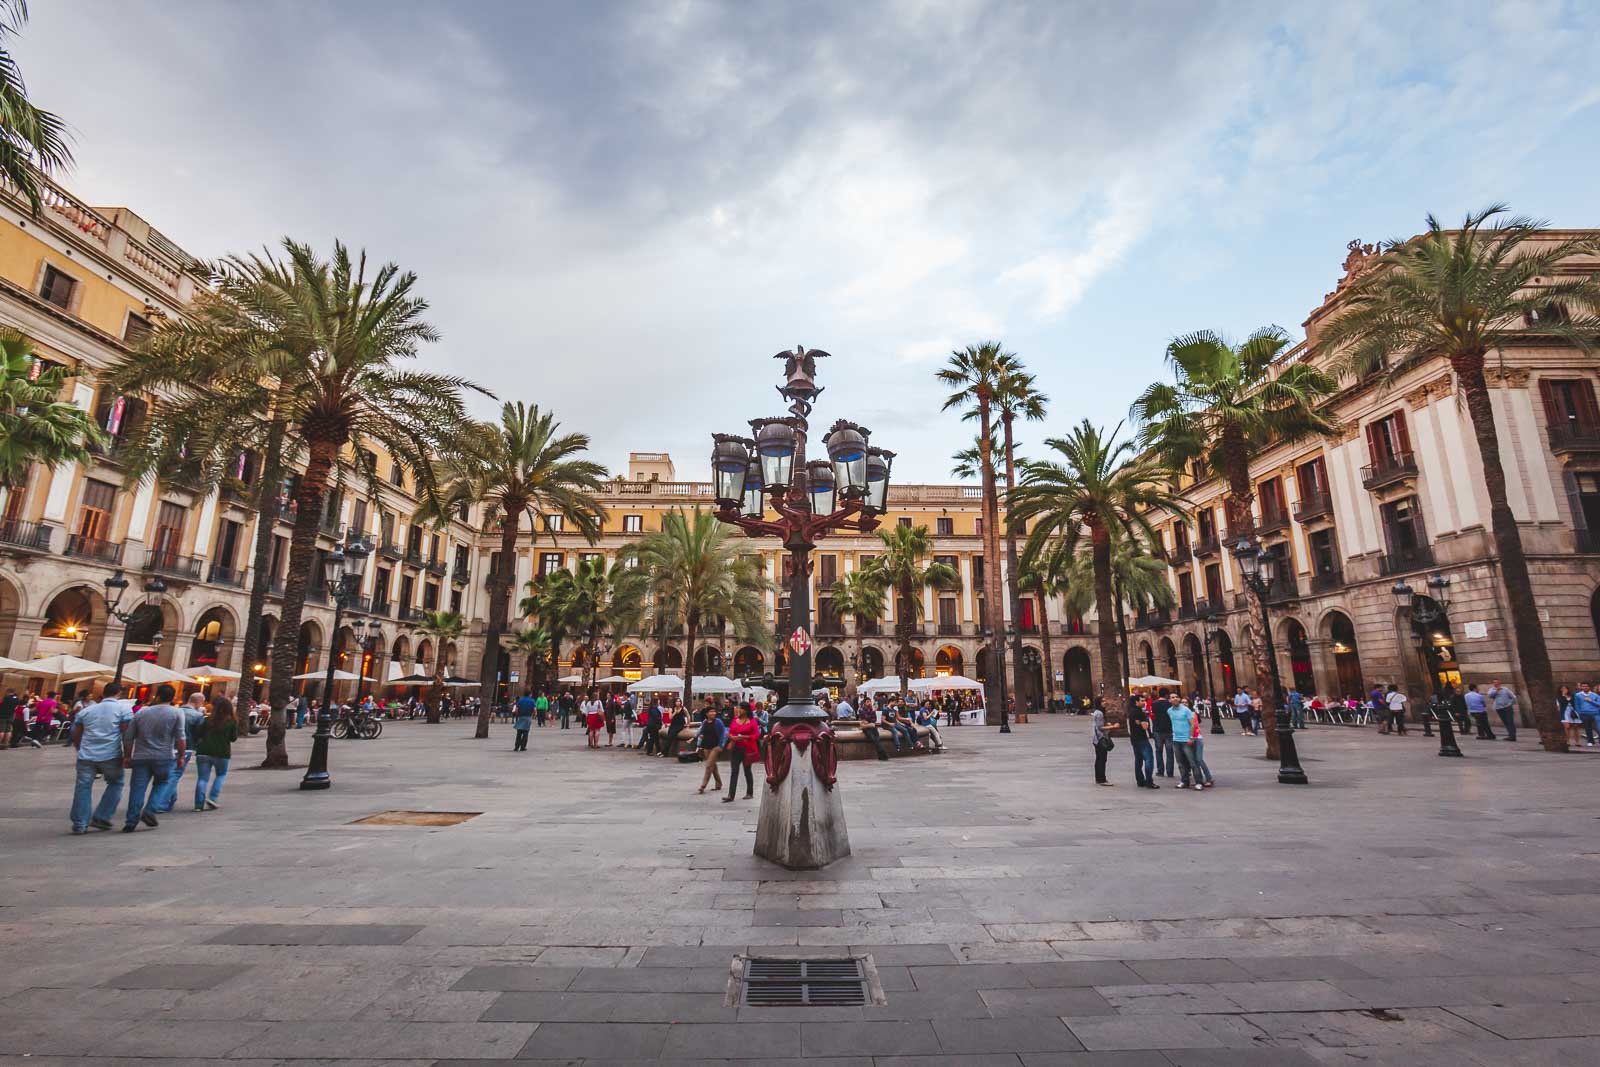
829 568 887 688
0 2 72 216
413 610 465 724
634 509 770 713
115 240 476 767
1321 207 1600 753
1016 555 1058 709
862 523 959 698
1038 530 1175 687
509 627 551 697
432 402 606 738
994 359 1048 713
1131 327 1335 752
520 567 577 690
1010 421 1185 726
0 332 102 488
938 342 1012 715
562 553 648 689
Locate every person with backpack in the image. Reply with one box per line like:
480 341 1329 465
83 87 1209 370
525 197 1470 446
193 695 238 810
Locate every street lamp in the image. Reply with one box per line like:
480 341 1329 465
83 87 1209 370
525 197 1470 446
360 618 384 701
1197 605 1224 735
1392 573 1462 757
105 570 168 687
1232 536 1308 785
710 346 887 870
301 534 373 791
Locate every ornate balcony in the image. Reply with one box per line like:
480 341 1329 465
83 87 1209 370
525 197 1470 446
0 518 51 553
146 551 204 582
1256 510 1291 537
450 564 469 585
937 621 962 636
1168 542 1192 566
378 538 404 561
425 556 447 577
1362 451 1418 492
1193 533 1220 558
1547 422 1600 457
1293 491 1334 524
1379 545 1435 575
207 563 246 588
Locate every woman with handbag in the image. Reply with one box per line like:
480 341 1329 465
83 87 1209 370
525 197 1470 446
1091 699 1115 786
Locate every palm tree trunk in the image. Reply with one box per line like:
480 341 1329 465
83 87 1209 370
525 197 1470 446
1115 575 1130 684
1034 575 1055 709
476 513 520 738
898 578 914 699
978 398 1007 718
1091 521 1124 726
1222 460 1280 758
1458 362 1563 751
235 413 287 706
683 609 699 714
1001 412 1029 715
427 654 444 724
264 438 338 768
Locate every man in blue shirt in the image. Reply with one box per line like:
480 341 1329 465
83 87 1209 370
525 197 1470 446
1463 683 1492 739
69 683 131 834
512 690 535 751
1486 679 1519 742
1287 687 1305 730
1572 682 1600 747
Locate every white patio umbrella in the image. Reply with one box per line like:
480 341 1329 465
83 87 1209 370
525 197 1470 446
594 674 633 685
443 676 480 687
557 674 584 684
117 660 195 686
0 655 34 673
626 673 688 694
910 675 983 692
688 674 747 694
1127 674 1181 689
290 669 373 681
855 677 904 696
182 665 242 682
19 654 117 685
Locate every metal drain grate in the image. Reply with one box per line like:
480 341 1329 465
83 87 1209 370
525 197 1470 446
741 957 868 1007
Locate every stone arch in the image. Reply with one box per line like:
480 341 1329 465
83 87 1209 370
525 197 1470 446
0 572 22 657
1020 645 1043 709
415 638 434 672
1063 646 1092 700
39 584 111 661
295 619 322 684
1281 617 1315 695
331 624 359 677
1138 640 1155 677
189 604 239 670
654 645 683 671
1183 632 1206 699
613 644 644 673
1214 628 1237 695
1159 636 1179 680
858 645 884 679
732 645 763 677
815 645 844 679
898 645 926 679
390 634 411 673
935 644 964 676
1321 609 1364 699
693 644 724 674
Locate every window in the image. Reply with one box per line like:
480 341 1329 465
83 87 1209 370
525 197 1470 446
450 589 462 614
538 552 564 577
360 449 378 474
933 554 957 574
544 514 564 533
94 390 147 443
973 555 984 593
974 517 984 537
1197 507 1216 543
579 551 604 569
454 544 468 572
1366 411 1411 466
1173 522 1190 551
1019 597 1037 631
399 574 415 609
1572 472 1600 540
373 568 391 606
623 514 643 533
818 554 837 587
937 597 958 629
1258 477 1286 524
1203 563 1223 607
429 533 441 560
936 516 953 536
406 524 423 554
389 461 405 488
897 516 912 529
1540 378 1600 442
379 511 395 545
76 479 117 541
1177 572 1195 614
422 583 440 610
1309 528 1340 576
123 312 152 345
1380 496 1428 558
351 499 368 537
270 535 288 580
152 501 186 558
39 265 75 309
1296 457 1329 501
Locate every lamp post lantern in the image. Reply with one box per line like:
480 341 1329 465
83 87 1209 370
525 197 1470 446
710 347 886 869
1392 574 1462 757
301 533 373 791
105 570 167 687
1232 537 1308 785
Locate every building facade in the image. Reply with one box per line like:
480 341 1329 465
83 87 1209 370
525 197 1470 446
2 175 1596 709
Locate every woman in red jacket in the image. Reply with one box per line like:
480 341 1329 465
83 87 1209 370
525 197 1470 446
722 703 760 802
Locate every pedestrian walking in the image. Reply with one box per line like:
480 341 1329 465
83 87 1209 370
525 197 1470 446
604 696 617 746
1486 679 1519 742
1559 685 1581 748
193 695 237 811
1287 687 1306 730
1188 695 1214 788
1167 695 1198 788
1149 691 1174 778
1574 681 1600 746
1464 682 1493 738
0 687 13 749
1383 685 1408 735
1091 699 1114 786
68 682 130 834
122 684 184 832
512 690 535 751
558 688 574 730
535 690 549 727
582 689 603 748
9 688 32 748
1128 698 1156 789
695 706 725 793
155 693 207 813
1233 688 1254 735
722 704 758 802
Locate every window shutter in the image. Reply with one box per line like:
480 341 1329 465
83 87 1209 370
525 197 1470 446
1538 378 1563 427
1394 411 1412 454
1576 379 1600 430
1364 422 1379 465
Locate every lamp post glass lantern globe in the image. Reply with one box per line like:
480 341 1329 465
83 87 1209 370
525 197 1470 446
864 448 893 513
807 460 836 515
712 434 751 507
754 419 798 491
825 420 869 498
1391 581 1415 610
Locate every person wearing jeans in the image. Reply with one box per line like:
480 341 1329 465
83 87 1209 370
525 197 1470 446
1149 692 1174 778
722 705 759 802
69 683 131 834
1166 697 1199 789
193 696 238 811
1487 680 1518 742
155 693 207 814
1187 699 1214 788
695 709 725 794
1091 702 1112 785
1128 706 1156 789
122 685 184 832
1574 682 1600 747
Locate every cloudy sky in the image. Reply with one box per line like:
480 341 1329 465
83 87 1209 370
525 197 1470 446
18 1 1600 481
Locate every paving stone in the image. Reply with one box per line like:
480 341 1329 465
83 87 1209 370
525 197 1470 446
932 1017 1086 1054
854 944 962 966
1228 955 1377 981
480 991 624 1021
877 1056 1028 1067
638 945 745 968
1096 983 1242 1015
977 987 1117 1017
452 966 581 992
802 1020 943 1057
1241 1007 1498 1047
1018 1053 1173 1067
862 989 994 1021
1125 958 1256 984
1443 1002 1600 1039
1018 961 1143 987
1064 1015 1225 1051
658 1021 802 1058
209 923 424 946
1165 1050 1322 1066
568 965 731 992
515 1021 670 1059
103 963 250 989
1209 979 1366 1012
756 908 845 926
910 964 1033 991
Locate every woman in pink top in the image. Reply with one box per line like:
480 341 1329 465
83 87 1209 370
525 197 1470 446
722 704 760 803
1189 696 1215 788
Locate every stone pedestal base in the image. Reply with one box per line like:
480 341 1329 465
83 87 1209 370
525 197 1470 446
754 753 850 870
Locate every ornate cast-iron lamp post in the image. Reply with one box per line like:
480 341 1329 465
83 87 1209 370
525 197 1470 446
105 570 167 687
301 534 373 791
1197 604 1224 735
1232 537 1308 785
711 347 888 869
1392 574 1462 757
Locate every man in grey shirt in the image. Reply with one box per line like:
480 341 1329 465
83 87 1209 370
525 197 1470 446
1486 679 1518 742
123 683 185 832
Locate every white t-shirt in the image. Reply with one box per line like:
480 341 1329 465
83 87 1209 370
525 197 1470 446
1385 691 1408 712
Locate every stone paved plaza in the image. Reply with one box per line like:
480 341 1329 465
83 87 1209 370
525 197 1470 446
2 713 1599 1066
